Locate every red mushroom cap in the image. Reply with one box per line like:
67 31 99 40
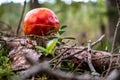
23 8 60 36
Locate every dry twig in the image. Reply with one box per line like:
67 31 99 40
111 18 120 53
87 40 96 73
111 0 120 53
62 35 105 59
16 0 26 36
49 45 76 62
52 44 76 69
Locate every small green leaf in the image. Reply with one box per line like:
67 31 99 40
56 41 61 46
58 38 62 43
48 36 58 40
63 37 76 40
46 39 57 56
60 25 67 29
36 46 48 53
58 30 65 35
47 30 58 34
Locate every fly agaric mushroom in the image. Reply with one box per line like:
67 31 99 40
23 8 60 36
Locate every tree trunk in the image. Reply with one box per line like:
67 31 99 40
106 0 120 45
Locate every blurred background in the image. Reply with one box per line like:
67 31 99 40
0 0 119 47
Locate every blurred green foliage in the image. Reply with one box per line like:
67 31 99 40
93 38 112 51
0 0 107 45
0 2 22 27
0 0 111 49
0 48 15 79
0 0 113 52
0 33 15 79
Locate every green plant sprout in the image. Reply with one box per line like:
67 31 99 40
36 39 57 57
36 25 75 57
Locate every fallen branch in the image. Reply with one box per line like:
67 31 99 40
62 35 105 59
